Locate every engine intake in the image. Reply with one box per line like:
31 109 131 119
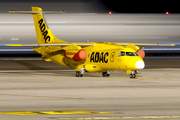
137 49 145 59
64 49 87 61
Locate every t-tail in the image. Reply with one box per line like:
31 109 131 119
9 6 67 44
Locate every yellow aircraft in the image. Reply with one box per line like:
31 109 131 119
7 7 175 78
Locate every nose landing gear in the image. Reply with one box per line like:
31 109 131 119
129 70 138 79
129 74 136 79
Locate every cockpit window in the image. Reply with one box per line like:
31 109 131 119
118 51 139 57
126 52 135 56
135 52 139 56
118 51 125 56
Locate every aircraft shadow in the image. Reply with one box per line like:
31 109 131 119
16 61 51 70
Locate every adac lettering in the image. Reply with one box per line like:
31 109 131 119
38 19 50 43
90 52 109 63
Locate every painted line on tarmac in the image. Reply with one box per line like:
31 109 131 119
0 111 113 115
54 115 180 119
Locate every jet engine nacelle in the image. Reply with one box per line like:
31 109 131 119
137 49 145 59
64 49 87 61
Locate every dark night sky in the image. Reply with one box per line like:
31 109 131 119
0 0 179 13
102 0 180 13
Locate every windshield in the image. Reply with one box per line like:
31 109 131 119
118 51 125 56
118 51 139 56
126 52 135 56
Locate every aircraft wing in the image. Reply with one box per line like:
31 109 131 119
4 42 175 47
104 42 175 46
5 43 95 47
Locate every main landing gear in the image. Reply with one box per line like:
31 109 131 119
76 71 83 77
75 69 111 77
75 69 84 77
129 70 138 79
102 71 110 77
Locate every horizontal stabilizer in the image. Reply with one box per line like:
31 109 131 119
8 10 65 14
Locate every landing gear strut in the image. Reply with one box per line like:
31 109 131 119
102 71 110 77
129 70 137 79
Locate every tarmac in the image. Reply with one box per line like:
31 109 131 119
0 59 180 120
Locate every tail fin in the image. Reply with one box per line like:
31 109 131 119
9 6 67 44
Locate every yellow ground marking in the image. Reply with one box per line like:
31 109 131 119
0 111 113 115
55 115 180 119
0 94 82 99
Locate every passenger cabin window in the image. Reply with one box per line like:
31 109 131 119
126 52 135 56
118 51 125 56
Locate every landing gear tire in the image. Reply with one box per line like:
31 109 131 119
76 71 80 77
129 74 136 79
76 71 83 77
106 74 110 77
80 74 83 77
102 72 106 77
102 72 110 77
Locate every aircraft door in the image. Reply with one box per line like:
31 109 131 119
117 51 125 70
110 52 115 62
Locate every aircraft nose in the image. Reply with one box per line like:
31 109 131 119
135 61 145 69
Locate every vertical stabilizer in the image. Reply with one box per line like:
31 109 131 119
31 7 67 44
